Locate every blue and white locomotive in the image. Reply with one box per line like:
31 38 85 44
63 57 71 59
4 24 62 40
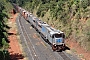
28 14 65 51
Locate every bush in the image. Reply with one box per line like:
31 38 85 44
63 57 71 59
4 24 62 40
41 11 46 17
0 50 10 60
2 38 9 49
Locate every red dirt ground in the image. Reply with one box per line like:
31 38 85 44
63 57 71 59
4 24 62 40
66 38 90 60
8 12 25 60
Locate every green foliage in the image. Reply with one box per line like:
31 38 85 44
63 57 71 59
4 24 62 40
0 50 10 60
0 0 12 59
15 0 90 51
81 0 89 9
41 11 46 17
0 0 12 46
2 38 9 49
36 10 41 17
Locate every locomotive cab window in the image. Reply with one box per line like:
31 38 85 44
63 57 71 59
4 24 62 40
54 33 65 38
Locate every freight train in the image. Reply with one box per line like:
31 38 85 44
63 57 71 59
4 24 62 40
13 4 65 51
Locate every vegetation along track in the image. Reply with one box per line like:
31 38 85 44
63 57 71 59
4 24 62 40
18 11 74 60
18 14 39 60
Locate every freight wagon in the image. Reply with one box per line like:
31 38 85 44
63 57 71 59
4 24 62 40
14 4 65 51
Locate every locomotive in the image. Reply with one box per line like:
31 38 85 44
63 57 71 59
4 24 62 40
13 4 65 51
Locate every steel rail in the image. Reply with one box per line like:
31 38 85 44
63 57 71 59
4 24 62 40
58 51 71 60
18 14 39 60
17 15 34 60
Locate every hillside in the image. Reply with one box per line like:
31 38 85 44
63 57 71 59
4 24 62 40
13 0 90 51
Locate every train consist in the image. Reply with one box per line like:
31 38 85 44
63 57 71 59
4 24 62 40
13 4 65 51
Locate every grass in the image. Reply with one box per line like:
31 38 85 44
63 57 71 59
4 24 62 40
78 54 85 60
71 48 77 53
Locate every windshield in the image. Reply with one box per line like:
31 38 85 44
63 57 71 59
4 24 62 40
54 33 65 38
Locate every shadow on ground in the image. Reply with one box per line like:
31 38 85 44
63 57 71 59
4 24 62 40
10 53 24 60
8 33 16 35
57 45 70 52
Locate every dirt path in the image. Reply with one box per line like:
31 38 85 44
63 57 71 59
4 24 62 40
8 12 26 60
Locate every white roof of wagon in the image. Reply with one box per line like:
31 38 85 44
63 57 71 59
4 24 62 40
42 24 63 35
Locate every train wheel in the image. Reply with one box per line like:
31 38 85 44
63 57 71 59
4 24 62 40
62 46 65 50
52 45 57 51
57 46 61 51
62 44 65 50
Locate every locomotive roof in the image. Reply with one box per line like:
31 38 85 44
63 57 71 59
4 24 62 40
42 24 63 35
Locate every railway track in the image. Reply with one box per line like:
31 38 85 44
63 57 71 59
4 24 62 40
17 13 78 60
58 52 71 60
18 14 39 60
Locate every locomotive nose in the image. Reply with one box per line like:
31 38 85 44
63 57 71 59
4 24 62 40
56 38 63 43
55 38 64 45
